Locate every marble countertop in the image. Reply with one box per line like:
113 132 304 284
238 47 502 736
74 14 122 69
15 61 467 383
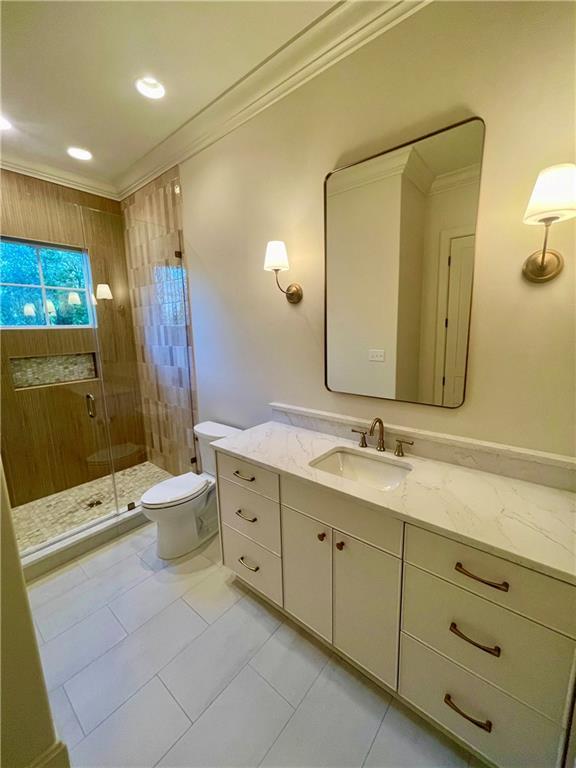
214 421 576 585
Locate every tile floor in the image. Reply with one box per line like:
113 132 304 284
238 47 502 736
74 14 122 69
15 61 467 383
30 523 482 768
13 461 171 552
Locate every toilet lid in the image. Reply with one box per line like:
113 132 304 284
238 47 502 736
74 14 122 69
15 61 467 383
141 472 210 508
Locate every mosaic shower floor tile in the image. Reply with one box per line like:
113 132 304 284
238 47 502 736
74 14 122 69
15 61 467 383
12 462 172 553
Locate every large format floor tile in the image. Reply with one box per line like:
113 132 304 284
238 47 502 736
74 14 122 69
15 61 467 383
182 565 244 624
158 666 293 767
109 553 217 632
250 622 330 706
34 554 153 641
261 657 390 767
40 607 126 691
69 677 190 768
28 562 88 611
48 687 84 751
364 700 469 768
160 595 281 721
65 599 206 733
79 526 155 578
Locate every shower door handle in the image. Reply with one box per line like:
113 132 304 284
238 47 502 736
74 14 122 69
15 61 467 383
86 393 96 419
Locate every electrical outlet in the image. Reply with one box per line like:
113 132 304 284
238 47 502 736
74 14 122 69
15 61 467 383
368 349 385 362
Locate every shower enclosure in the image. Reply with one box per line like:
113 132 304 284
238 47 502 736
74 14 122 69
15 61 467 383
0 169 197 556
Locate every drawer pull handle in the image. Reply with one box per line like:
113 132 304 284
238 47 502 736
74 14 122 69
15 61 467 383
233 470 256 482
450 622 501 657
336 541 345 551
236 509 258 523
238 556 260 572
317 532 327 542
455 562 509 592
444 694 492 733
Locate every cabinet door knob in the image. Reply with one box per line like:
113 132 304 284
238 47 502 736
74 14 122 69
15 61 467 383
336 541 345 551
317 532 327 541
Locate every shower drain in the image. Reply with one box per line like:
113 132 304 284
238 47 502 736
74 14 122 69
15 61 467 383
86 499 103 509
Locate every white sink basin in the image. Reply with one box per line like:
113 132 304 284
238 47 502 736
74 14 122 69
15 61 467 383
310 448 411 491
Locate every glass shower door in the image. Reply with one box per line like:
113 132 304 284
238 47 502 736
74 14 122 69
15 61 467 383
0 236 119 553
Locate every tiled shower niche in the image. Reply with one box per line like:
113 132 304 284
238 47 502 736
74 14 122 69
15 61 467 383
11 352 97 389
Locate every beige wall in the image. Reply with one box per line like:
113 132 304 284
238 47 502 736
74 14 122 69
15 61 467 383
180 1 575 456
1 462 69 768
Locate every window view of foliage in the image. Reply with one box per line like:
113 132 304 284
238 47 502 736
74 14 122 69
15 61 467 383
0 239 93 328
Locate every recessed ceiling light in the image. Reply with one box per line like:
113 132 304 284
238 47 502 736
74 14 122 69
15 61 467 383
67 147 92 161
0 116 13 131
135 76 165 100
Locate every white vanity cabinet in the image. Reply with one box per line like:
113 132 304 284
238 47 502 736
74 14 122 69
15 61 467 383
215 449 576 768
332 531 401 688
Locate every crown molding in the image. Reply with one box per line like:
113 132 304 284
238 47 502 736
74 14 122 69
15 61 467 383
1 0 432 202
429 162 481 195
0 157 120 200
115 0 432 199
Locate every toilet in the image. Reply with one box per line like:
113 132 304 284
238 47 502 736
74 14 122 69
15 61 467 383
141 421 241 559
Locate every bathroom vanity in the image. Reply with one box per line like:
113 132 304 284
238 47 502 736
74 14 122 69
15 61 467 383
214 421 576 768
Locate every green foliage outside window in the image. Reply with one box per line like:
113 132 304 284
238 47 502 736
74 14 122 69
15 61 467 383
0 239 93 328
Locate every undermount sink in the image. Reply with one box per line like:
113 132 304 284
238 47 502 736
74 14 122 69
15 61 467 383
310 448 411 491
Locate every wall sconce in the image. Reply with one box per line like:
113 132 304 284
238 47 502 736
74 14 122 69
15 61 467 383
23 302 36 317
523 163 576 283
263 241 303 304
67 291 81 306
96 283 113 300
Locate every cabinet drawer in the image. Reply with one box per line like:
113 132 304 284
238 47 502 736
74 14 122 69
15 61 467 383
221 524 282 606
219 478 281 555
403 564 576 724
400 634 564 768
405 525 576 638
217 453 279 501
282 475 403 557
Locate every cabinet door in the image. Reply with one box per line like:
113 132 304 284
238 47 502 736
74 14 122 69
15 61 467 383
282 506 332 641
333 532 401 689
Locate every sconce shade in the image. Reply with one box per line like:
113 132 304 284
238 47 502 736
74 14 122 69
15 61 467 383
264 241 289 272
46 299 56 316
523 163 576 224
67 292 81 306
96 283 113 300
23 302 36 317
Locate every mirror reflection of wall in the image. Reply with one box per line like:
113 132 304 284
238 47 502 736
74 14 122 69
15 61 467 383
325 118 485 408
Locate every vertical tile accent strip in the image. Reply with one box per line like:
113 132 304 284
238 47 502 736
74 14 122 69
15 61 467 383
121 168 199 475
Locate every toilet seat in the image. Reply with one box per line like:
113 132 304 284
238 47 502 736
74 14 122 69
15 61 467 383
141 472 211 509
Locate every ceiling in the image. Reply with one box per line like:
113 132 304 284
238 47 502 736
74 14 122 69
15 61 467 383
1 1 335 191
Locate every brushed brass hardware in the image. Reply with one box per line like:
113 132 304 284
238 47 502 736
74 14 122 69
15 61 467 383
317 532 327 541
449 622 501 657
233 470 256 482
274 269 303 304
455 562 510 592
335 541 345 550
238 556 259 572
263 241 303 303
351 429 368 448
444 694 492 732
394 439 414 457
85 393 96 418
369 418 385 451
235 509 258 523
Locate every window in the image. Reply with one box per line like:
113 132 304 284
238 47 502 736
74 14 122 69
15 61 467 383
0 239 94 328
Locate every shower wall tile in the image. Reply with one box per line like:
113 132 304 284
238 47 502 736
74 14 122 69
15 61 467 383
121 168 200 475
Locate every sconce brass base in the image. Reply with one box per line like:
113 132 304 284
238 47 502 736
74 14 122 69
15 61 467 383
522 249 564 283
285 283 303 304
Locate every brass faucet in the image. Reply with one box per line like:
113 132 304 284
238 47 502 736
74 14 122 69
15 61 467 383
369 418 386 452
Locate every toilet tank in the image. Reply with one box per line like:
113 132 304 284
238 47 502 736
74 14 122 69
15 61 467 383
194 421 242 477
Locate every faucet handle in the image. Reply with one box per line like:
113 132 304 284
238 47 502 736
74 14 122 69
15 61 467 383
351 429 368 448
394 439 414 457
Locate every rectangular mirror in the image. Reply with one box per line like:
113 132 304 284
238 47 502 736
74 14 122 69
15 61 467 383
325 118 485 408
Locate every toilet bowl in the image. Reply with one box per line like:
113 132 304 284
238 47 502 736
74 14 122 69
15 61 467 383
141 421 241 559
